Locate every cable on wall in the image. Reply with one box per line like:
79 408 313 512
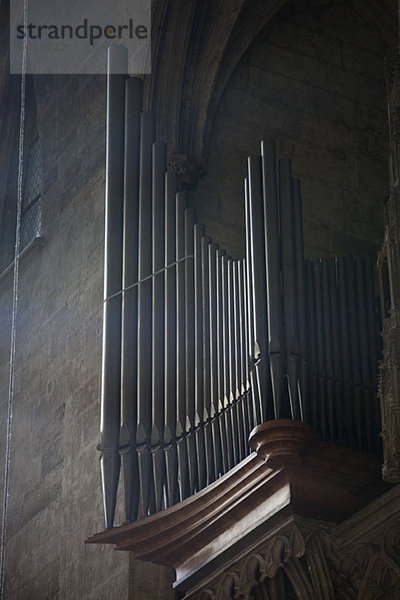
0 0 29 597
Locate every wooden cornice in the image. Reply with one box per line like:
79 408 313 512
88 421 390 594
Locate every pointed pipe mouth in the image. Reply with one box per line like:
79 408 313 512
100 450 121 529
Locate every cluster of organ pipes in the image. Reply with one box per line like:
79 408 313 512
99 46 382 528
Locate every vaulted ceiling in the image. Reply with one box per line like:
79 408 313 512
147 0 397 172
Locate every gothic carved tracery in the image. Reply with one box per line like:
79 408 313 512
378 50 400 483
187 518 400 600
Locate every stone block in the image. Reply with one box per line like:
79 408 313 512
342 42 385 79
266 19 342 65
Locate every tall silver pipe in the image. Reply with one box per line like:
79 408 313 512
174 190 187 503
216 248 228 473
100 45 128 529
236 260 245 397
163 171 178 506
150 143 167 512
194 225 207 489
292 177 307 422
228 258 240 465
184 209 198 493
244 178 261 426
248 156 270 421
279 159 301 420
201 235 214 484
120 76 142 523
242 258 253 436
261 141 283 419
209 242 222 476
137 111 156 515
222 254 234 470
233 261 245 461
228 259 237 402
239 259 251 445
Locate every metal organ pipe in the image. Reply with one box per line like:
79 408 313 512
184 209 198 494
100 45 128 529
292 178 307 422
162 171 178 508
244 178 262 427
279 158 301 421
194 224 207 489
174 190 187 504
99 65 383 528
151 142 167 511
261 141 283 420
201 235 214 484
209 242 222 476
216 248 228 473
137 111 156 514
247 156 270 422
120 76 142 522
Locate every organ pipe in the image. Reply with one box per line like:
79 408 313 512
120 76 142 522
100 70 382 525
100 45 128 529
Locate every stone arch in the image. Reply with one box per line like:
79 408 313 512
147 0 396 174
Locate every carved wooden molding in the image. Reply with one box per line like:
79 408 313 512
186 519 342 600
248 420 316 469
88 422 389 597
188 488 400 600
325 521 400 599
378 45 400 484
185 520 309 600
323 485 400 599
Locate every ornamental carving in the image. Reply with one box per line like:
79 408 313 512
187 522 312 600
167 152 203 188
378 47 400 484
325 521 400 600
187 518 400 600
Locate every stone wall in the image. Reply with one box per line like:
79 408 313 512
0 72 132 599
189 0 390 259
0 70 175 598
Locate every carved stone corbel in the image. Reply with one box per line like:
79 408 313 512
167 152 204 189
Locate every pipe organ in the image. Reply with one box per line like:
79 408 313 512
99 47 382 529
